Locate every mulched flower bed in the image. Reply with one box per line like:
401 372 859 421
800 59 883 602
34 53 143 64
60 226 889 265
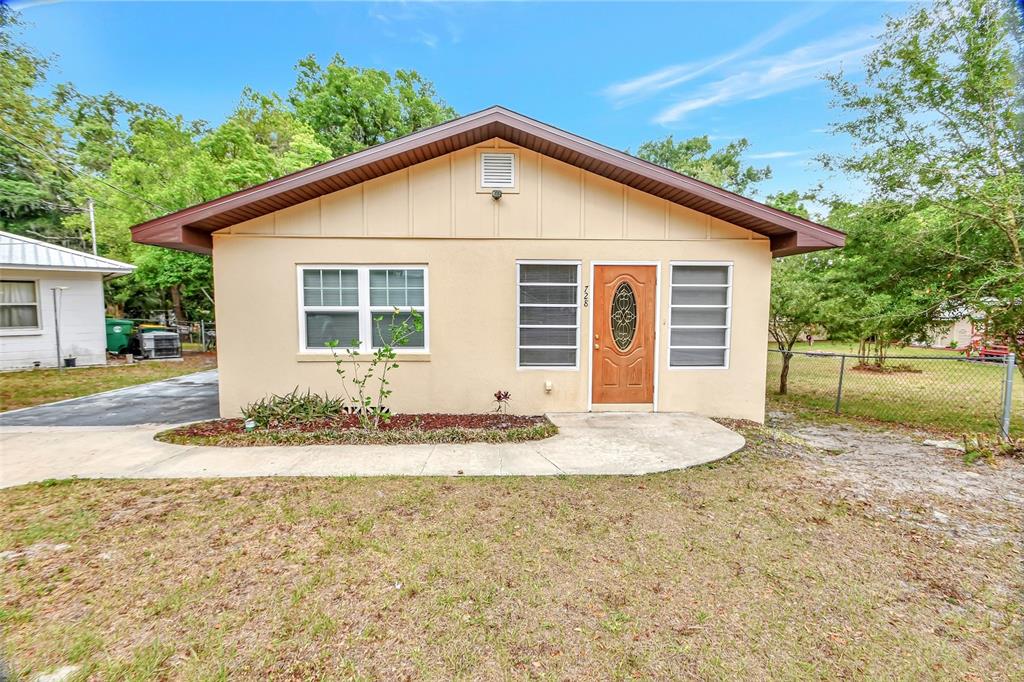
851 363 923 374
156 413 558 447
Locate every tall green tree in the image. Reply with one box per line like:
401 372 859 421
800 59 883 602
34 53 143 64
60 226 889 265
50 53 451 322
824 0 1024 374
766 190 826 393
636 135 772 196
819 201 952 363
289 54 456 157
0 7 78 245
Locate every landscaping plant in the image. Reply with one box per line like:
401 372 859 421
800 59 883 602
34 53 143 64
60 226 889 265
493 390 511 414
327 309 423 430
240 388 344 429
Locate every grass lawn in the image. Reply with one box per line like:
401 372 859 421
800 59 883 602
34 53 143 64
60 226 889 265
0 353 217 413
1 421 1020 680
767 342 1022 435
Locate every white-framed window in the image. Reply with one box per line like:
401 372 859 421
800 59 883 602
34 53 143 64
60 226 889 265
516 261 580 369
0 279 41 330
668 262 732 369
298 265 427 353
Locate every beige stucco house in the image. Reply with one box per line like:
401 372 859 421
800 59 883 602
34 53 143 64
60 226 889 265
131 107 844 421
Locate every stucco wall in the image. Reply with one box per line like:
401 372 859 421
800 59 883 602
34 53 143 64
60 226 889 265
213 140 772 421
0 269 109 370
213 235 770 420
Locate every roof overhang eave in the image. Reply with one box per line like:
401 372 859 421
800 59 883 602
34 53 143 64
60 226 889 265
130 106 846 256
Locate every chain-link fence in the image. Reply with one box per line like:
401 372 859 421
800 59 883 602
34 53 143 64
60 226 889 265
766 349 1021 437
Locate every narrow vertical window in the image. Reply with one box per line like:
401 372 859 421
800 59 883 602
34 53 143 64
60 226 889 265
669 264 732 368
516 262 580 368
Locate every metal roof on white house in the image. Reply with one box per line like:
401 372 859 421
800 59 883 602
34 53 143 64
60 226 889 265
0 231 135 276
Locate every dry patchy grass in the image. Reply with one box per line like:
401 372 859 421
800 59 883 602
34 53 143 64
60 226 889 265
0 353 217 412
1 423 1021 680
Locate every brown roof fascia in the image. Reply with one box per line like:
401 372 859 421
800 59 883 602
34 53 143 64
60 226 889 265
130 106 845 256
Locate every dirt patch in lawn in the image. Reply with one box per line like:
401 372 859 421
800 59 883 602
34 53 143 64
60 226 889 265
767 410 1024 545
2 412 1022 679
156 413 557 446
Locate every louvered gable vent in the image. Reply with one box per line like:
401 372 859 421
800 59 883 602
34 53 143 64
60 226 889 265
480 152 515 188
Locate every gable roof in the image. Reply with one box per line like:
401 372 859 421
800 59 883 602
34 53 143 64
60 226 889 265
130 106 845 257
0 231 135 276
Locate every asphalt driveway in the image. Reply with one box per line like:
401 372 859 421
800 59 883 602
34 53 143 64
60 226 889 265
0 370 219 427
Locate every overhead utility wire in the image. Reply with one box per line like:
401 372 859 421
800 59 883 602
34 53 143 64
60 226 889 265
0 128 171 214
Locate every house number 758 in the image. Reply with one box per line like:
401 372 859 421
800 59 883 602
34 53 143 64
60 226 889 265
583 285 589 308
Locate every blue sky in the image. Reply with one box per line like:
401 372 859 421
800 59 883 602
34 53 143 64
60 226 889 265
13 1 901 212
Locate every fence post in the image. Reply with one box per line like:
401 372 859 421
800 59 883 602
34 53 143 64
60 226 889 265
834 354 846 415
1001 353 1015 439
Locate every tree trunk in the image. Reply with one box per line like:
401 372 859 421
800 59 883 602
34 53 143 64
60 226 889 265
169 285 185 325
779 352 792 395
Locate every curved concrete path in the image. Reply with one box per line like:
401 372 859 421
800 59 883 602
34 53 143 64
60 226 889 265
0 412 743 488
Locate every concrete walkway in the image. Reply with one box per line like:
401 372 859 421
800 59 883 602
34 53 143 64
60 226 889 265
0 413 743 487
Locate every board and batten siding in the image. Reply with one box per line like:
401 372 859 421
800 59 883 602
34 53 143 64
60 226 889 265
0 269 109 370
222 139 769 243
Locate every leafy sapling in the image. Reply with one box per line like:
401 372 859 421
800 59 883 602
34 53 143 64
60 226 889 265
327 308 423 430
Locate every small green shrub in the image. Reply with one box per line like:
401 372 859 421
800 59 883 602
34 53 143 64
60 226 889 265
241 388 344 428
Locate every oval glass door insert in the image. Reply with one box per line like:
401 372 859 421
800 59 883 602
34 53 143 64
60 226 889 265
611 282 637 351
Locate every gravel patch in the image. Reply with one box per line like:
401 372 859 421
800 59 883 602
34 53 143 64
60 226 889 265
768 412 1024 544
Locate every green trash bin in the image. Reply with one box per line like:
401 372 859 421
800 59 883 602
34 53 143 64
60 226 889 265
105 318 135 354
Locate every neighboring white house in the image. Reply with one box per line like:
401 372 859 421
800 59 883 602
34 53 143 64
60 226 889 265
928 316 977 349
0 231 134 370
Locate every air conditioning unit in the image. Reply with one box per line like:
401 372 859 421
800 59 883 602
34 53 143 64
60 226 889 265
140 331 181 359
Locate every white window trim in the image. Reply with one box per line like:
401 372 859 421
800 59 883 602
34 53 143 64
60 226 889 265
515 260 581 371
668 261 733 370
297 264 429 355
0 278 42 335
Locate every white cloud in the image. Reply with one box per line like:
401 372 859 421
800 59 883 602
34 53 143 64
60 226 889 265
748 150 804 159
602 6 826 107
368 1 459 49
653 26 877 124
416 30 439 49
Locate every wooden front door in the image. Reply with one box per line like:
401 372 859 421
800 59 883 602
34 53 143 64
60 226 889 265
592 265 656 404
